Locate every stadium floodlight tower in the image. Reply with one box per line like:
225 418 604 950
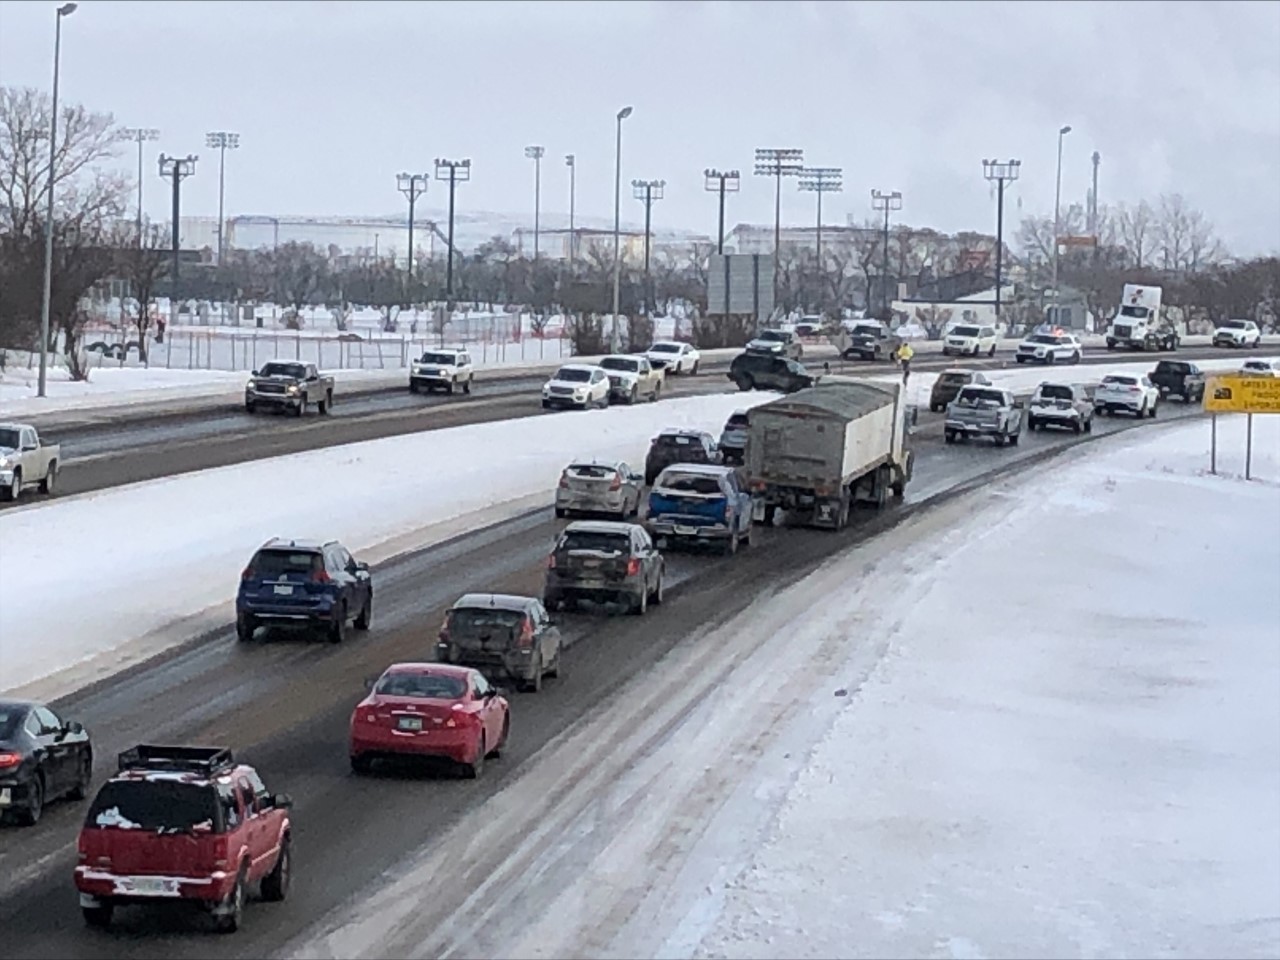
981 159 1021 322
703 168 740 255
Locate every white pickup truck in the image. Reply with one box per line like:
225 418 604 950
0 423 60 501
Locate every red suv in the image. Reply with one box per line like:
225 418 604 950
74 745 293 933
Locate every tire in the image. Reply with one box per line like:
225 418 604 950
1106 339 1116 350
651 382 661 402
463 377 472 395
39 463 57 495
554 507 566 519
944 430 957 444
546 645 562 679
350 754 373 775
631 585 648 616
447 380 456 395
317 395 328 415
1015 356 1026 364
739 375 755 392
1149 401 1158 419
930 403 941 413
215 871 246 933
354 595 372 631
1084 417 1093 434
82 905 114 929
691 361 700 375
67 751 92 801
1071 351 1081 364
651 572 665 605
294 399 306 417
236 614 256 642
245 402 257 414
1027 417 1038 431
523 656 543 693
1 472 19 501
409 381 419 394
1073 419 1082 434
15 773 43 826
542 591 562 612
1045 352 1055 366
989 344 997 357
464 736 486 779
627 386 638 405
488 714 510 758
260 838 291 902
1252 338 1261 349
1009 431 1020 447
321 391 333 414
328 606 346 644
722 530 739 556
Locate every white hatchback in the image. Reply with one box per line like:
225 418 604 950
943 323 998 357
542 364 611 410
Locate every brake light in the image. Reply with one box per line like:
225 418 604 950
609 473 622 491
559 474 570 488
547 554 557 569
626 558 641 577
240 566 255 581
0 751 21 769
518 618 535 649
312 568 331 584
438 622 450 644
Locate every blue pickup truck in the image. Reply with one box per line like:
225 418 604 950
645 464 753 555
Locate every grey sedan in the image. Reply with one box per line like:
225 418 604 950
554 459 643 519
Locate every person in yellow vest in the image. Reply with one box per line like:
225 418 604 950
895 340 914 382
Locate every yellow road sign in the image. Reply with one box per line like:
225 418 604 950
1204 374 1280 414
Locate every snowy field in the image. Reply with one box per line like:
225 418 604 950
285 414 1280 960
0 392 777 699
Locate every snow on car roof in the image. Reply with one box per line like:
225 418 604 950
381 661 476 679
451 594 535 613
561 520 640 535
555 363 601 373
658 463 734 477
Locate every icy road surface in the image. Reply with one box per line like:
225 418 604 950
287 414 1280 960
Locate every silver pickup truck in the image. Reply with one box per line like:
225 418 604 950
944 386 1024 446
0 422 60 500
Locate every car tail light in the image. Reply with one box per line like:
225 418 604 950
558 474 570 489
546 554 557 569
240 566 255 581
609 473 622 491
518 618 535 649
364 713 376 724
438 622 450 644
626 557 641 577
312 568 332 584
0 751 21 769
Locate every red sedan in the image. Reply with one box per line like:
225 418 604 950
349 663 509 778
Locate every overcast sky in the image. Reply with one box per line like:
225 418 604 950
1 0 1278 254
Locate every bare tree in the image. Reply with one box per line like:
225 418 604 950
265 241 327 327
113 220 170 362
1116 200 1157 268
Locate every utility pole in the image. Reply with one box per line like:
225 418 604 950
631 179 665 317
396 172 429 279
1088 150 1101 238
703 168 740 255
870 189 903 317
433 158 471 300
1051 124 1072 324
565 153 576 263
204 131 239 265
157 154 198 283
122 127 159 246
525 145 544 259
611 106 633 353
798 167 842 312
753 148 804 307
37 1 77 399
982 160 1021 324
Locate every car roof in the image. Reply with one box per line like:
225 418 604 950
382 661 475 679
939 368 976 377
422 346 466 354
601 353 645 362
554 363 602 373
0 699 37 712
451 593 537 612
648 341 685 348
566 457 624 469
561 520 642 535
260 537 329 552
0 422 34 432
1035 381 1079 389
658 463 735 478
657 427 704 437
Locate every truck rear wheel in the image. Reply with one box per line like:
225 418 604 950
39 462 56 494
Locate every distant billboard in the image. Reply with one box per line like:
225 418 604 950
707 254 775 320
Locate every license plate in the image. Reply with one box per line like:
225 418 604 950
0 787 9 806
675 525 696 535
273 584 293 595
583 559 601 568
126 877 176 895
397 716 423 731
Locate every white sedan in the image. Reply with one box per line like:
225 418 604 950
1241 359 1280 377
1094 373 1160 418
542 364 612 410
645 341 701 375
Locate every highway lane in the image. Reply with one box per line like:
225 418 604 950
3 342 1235 508
0 400 1205 959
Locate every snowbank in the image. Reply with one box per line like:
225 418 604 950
284 414 1280 960
0 392 776 697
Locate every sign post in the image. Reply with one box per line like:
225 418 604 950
1203 374 1280 478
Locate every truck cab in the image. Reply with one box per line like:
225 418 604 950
1107 284 1178 351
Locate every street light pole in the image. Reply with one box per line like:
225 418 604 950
122 127 160 246
158 154 198 283
631 179 665 317
610 106 633 353
753 148 804 308
525 145 544 259
1051 124 1072 323
37 1 78 399
434 158 471 301
396 172 429 279
798 167 842 312
982 160 1021 324
204 132 240 265
870 190 903 317
565 153 576 264
703 169 740 255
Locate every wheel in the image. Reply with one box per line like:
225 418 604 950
354 595 372 631
447 380 456 395
722 530 739 556
1015 356 1026 364
67 751 92 801
989 344 997 357
1106 339 1116 350
463 377 472 395
317 395 329 415
651 572 665 605
1045 352 1055 365
215 871 246 933
488 714 510 758
82 905 113 929
554 507 566 519
1148 401 1158 418
1027 416 1038 431
739 375 755 392
328 607 346 644
1084 417 1093 433
944 430 957 444
350 754 373 775
39 463 57 495
464 736 486 779
542 400 551 409
523 656 543 693
1009 432 1020 447
627 386 638 405
1252 338 1261 349
245 402 257 414
296 399 307 417
409 382 419 394
1 472 19 501
994 433 1007 447
1073 419 1082 434
260 838 291 902
1071 351 1081 364
631 585 649 616
691 361 700 375
651 382 661 402
930 403 941 413
15 773 43 826
236 614 256 642
322 391 333 414
546 645 562 679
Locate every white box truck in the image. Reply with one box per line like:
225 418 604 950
1106 284 1179 351
744 378 914 530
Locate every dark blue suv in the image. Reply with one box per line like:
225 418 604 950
236 538 373 643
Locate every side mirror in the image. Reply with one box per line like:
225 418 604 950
363 674 379 691
66 720 85 735
272 793 294 810
356 561 370 572
495 686 511 698
251 369 259 376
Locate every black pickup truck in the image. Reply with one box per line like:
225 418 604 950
1148 360 1205 403
245 361 336 416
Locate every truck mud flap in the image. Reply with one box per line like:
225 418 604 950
751 499 767 523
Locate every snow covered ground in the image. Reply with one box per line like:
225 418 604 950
0 391 777 699
285 414 1280 960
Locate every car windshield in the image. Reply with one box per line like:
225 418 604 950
1028 335 1057 345
0 427 20 449
1038 385 1074 401
658 472 723 495
1156 362 1185 374
725 413 749 429
951 325 981 337
600 357 639 372
757 330 787 342
957 388 1005 406
1221 320 1246 329
448 608 526 635
259 362 307 378
559 531 630 554
655 434 696 448
649 343 681 354
554 367 592 383
252 549 323 577
86 780 221 833
419 352 457 365
376 672 467 700
1103 376 1138 386
568 463 618 480
0 706 25 740
851 324 881 336
939 373 971 385
786 360 806 373
1119 305 1150 319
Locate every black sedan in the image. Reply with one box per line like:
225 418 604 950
0 700 93 826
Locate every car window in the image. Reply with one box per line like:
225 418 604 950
951 325 980 337
259 361 308 379
252 550 322 577
376 672 468 699
558 530 631 554
654 434 696 449
649 343 680 354
246 769 270 804
0 707 26 740
460 354 471 366
600 357 639 372
237 778 259 817
939 372 971 385
471 672 491 698
554 367 592 382
447 608 524 635
591 370 605 383
657 471 724 495
1038 384 1074 401
87 780 222 833
420 352 457 365
635 527 654 550
24 712 42 738
1103 376 1138 386
956 388 1006 406
218 783 241 829
568 463 618 480
33 706 61 733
